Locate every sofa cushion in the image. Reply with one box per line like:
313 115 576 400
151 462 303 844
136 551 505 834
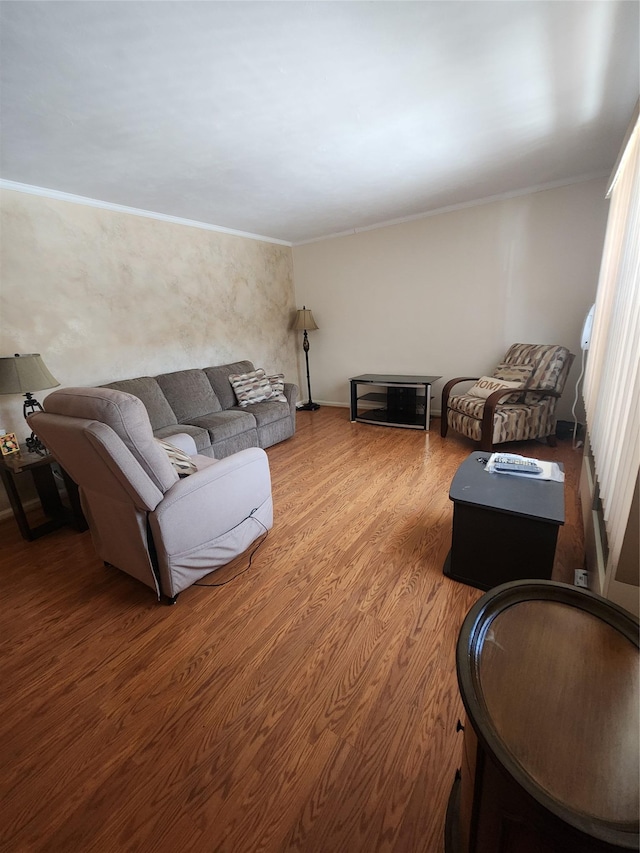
239 399 291 427
156 369 222 421
153 423 212 453
204 361 255 410
229 368 274 407
186 410 257 443
103 377 178 431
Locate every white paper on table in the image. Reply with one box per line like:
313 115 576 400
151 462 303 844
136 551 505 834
485 452 565 483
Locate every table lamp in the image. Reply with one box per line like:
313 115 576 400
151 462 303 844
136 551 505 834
0 353 60 454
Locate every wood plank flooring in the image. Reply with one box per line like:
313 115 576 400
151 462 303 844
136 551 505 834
0 408 585 853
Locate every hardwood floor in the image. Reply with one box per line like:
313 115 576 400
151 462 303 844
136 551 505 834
0 408 585 853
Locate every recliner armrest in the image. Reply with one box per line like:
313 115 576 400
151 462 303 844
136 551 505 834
151 447 272 553
520 387 562 399
441 377 480 437
162 432 199 456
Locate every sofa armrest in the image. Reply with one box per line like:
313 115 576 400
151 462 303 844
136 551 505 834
284 383 299 417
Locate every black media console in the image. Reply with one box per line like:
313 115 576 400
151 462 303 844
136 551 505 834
349 374 441 431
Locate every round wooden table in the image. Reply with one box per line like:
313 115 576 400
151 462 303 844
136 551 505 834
447 580 639 853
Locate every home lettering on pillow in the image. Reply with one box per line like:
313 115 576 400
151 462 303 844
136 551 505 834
468 376 523 401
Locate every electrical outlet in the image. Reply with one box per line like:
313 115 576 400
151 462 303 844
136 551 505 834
574 569 589 588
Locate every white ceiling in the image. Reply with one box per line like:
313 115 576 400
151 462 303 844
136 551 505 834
1 1 638 244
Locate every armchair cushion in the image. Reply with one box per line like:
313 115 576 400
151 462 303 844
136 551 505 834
493 363 535 402
448 400 548 444
502 344 571 403
494 363 535 384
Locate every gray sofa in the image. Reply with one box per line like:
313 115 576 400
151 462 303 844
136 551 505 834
104 360 298 458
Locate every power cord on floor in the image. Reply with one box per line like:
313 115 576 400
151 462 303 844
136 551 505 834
570 346 587 449
194 510 270 588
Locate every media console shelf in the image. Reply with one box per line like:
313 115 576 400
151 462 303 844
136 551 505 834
349 374 441 430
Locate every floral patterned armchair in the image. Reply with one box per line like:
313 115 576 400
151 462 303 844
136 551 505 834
441 343 574 452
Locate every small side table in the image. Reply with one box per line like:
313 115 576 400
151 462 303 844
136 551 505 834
0 448 87 541
447 581 639 852
443 452 564 590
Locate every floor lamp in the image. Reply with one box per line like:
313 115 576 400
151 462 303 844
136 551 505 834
293 307 320 411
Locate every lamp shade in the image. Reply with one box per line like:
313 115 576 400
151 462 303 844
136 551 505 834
293 307 319 332
0 354 59 395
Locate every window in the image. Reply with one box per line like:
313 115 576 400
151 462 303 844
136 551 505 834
583 105 639 588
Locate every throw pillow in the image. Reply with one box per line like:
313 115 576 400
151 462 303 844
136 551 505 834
493 363 535 403
468 376 523 401
154 438 197 477
229 368 274 407
267 373 288 403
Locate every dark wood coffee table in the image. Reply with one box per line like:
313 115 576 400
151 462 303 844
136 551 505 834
443 451 565 590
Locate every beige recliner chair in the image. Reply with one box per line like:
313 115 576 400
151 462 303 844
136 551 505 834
28 387 273 603
441 343 574 452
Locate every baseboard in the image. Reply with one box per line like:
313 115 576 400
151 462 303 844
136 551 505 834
580 451 607 594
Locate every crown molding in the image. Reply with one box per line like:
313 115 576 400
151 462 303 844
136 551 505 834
0 171 609 248
292 171 609 246
0 179 292 247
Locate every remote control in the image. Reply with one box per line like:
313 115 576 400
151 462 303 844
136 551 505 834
493 456 543 474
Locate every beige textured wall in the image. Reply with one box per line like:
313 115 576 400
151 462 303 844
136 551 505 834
292 178 609 422
0 189 297 511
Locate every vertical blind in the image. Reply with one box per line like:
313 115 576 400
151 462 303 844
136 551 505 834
583 109 639 577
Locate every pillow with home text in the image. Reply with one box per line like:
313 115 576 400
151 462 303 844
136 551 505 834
467 376 522 402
